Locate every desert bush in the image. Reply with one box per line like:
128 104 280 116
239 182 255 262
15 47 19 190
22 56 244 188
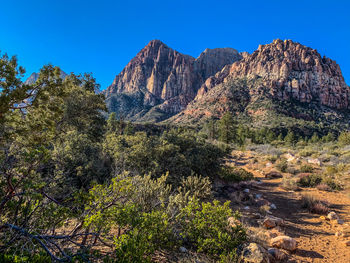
276 158 288 172
316 183 331 191
177 174 212 201
219 167 254 182
322 176 342 191
338 131 350 146
281 176 299 191
299 149 316 157
267 155 278 163
301 194 329 214
300 164 314 173
298 174 322 187
179 199 246 257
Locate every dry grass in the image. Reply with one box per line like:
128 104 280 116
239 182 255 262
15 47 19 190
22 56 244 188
301 194 329 214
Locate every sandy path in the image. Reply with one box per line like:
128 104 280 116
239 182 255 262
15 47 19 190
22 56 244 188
228 152 350 262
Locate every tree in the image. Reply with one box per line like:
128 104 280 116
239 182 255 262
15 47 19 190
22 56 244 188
309 132 319 144
0 58 108 260
284 130 297 145
218 112 235 144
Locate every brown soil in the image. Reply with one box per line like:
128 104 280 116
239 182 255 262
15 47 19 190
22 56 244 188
227 151 350 263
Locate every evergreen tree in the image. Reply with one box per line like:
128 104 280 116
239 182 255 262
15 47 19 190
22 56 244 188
218 112 235 144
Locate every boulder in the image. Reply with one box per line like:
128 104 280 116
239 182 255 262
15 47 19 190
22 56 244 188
262 216 284 229
241 243 270 263
265 171 283 178
307 158 321 166
327 211 339 220
284 153 295 162
271 236 297 251
267 248 288 261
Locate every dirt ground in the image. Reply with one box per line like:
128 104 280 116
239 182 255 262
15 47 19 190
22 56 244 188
227 151 350 263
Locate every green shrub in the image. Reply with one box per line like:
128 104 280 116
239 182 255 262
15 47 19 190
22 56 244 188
299 149 315 157
267 155 278 163
114 210 175 263
298 174 322 187
299 165 314 173
179 199 246 257
219 167 254 182
276 158 288 172
281 176 299 191
338 131 350 146
322 177 342 191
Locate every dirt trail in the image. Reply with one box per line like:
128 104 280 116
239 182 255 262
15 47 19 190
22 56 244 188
228 151 350 262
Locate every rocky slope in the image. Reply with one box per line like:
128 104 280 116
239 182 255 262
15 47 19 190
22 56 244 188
104 40 242 122
171 39 350 127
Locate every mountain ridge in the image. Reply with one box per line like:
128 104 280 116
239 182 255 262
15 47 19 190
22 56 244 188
103 39 243 122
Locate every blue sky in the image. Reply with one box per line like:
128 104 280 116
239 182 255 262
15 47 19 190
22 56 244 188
1 0 349 89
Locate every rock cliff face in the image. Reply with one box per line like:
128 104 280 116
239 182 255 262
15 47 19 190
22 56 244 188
196 39 349 109
171 39 350 125
104 40 242 121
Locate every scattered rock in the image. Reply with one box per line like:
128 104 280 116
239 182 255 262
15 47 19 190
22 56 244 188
255 194 263 199
268 247 288 261
179 246 188 253
285 153 295 162
263 216 284 229
337 219 345 225
271 236 297 251
266 162 273 167
344 240 350 246
307 158 321 166
244 188 250 193
327 212 339 220
265 171 283 178
244 206 250 210
270 204 277 210
335 231 343 237
256 199 271 207
241 243 270 263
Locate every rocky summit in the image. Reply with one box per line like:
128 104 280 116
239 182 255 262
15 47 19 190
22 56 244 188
103 40 242 122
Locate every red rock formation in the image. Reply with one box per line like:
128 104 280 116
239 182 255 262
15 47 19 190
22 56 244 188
104 40 242 119
196 39 349 110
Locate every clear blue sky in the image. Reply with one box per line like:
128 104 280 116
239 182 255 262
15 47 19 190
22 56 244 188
1 0 349 89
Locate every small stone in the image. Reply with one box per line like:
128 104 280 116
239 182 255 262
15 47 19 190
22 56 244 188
244 206 250 210
268 247 288 261
335 231 343 237
179 246 188 253
262 216 284 229
241 243 270 263
255 194 262 199
327 212 339 220
266 162 273 167
271 236 297 251
270 204 277 210
337 219 345 225
244 188 250 193
344 240 350 246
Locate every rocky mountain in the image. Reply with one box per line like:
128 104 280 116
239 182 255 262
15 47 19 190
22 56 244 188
170 39 350 128
104 40 242 122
